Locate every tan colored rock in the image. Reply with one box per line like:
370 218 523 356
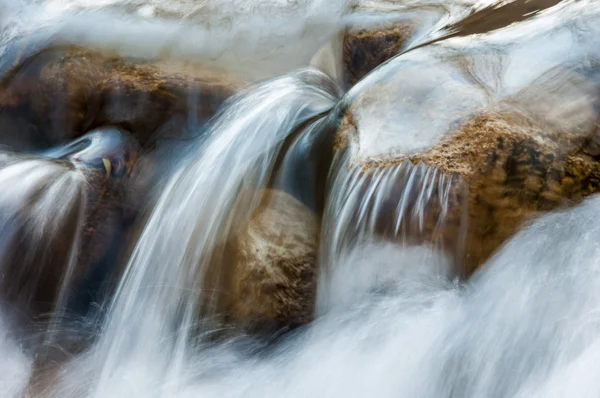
416 112 600 275
337 109 600 276
334 2 600 275
341 0 564 90
222 189 318 333
0 44 245 148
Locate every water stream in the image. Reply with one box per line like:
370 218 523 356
1 0 600 397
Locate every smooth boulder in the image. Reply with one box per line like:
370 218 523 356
333 2 600 275
0 44 244 150
222 189 319 334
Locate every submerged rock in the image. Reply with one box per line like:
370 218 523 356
0 127 139 316
222 189 318 334
0 44 244 150
334 1 600 274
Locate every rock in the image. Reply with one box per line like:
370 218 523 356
337 110 600 276
343 21 415 88
0 44 245 150
444 0 564 38
419 112 600 275
0 154 86 315
333 2 600 275
341 0 564 90
0 127 140 316
341 2 443 90
222 189 318 334
57 127 141 312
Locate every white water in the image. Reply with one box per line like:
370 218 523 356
0 156 87 313
318 156 466 313
45 69 338 398
11 194 600 397
1 0 600 397
0 0 351 80
347 0 600 161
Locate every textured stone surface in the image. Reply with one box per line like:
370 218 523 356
337 110 600 275
333 2 600 274
343 22 414 88
0 45 244 149
223 189 318 333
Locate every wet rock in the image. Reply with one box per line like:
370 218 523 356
337 108 600 276
338 105 600 274
0 156 86 315
57 127 140 311
0 127 139 316
420 112 600 275
341 0 564 90
223 189 318 334
0 44 244 149
444 0 564 39
334 2 600 275
341 3 445 89
343 21 415 88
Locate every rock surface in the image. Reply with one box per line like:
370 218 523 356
222 189 319 334
334 3 600 275
0 44 244 150
0 128 139 315
343 21 415 88
341 0 564 90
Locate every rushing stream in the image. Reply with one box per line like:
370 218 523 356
1 0 600 397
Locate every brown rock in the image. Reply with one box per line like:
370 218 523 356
0 155 87 314
413 112 600 275
0 128 140 316
341 0 565 90
337 109 600 276
333 2 600 275
222 189 318 334
343 22 414 88
0 44 245 149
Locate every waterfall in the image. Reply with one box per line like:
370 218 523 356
67 69 339 397
2 0 600 397
317 155 467 313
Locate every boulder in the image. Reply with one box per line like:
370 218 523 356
343 21 416 88
333 2 600 275
336 110 600 276
341 3 444 89
222 189 319 334
341 0 563 89
0 127 139 316
0 44 245 150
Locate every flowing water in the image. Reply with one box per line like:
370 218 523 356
1 0 600 397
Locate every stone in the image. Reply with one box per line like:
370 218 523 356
343 21 415 88
0 43 245 149
333 2 600 275
341 0 564 90
222 189 318 334
341 2 446 89
336 105 600 275
0 128 140 315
